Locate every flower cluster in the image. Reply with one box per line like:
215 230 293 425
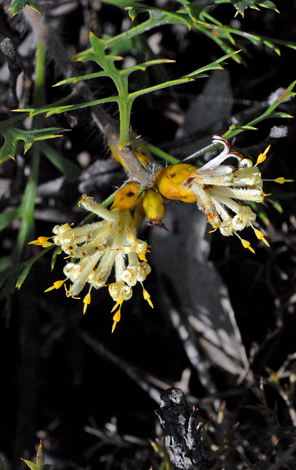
30 195 153 332
156 135 282 252
30 135 293 329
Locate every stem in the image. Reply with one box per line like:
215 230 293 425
118 97 133 148
14 38 46 262
147 143 180 164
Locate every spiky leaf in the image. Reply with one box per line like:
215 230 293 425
0 117 68 162
6 0 39 17
214 0 279 17
22 442 51 470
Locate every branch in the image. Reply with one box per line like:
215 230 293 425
155 388 211 470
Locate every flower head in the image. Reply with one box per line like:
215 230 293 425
156 135 271 252
33 194 152 331
187 136 265 248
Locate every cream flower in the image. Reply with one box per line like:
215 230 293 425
37 194 153 331
186 135 269 252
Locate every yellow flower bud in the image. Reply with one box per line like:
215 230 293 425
83 291 91 314
44 280 65 292
256 145 270 165
112 309 121 333
155 163 198 203
108 140 125 167
111 182 142 212
240 238 255 254
130 130 155 168
142 189 165 222
108 131 154 170
274 177 294 184
28 236 54 247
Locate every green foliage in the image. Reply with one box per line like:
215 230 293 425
12 0 296 150
6 0 39 17
0 115 67 163
22 442 51 470
101 0 279 16
177 0 278 19
19 32 240 148
125 1 295 60
213 0 279 16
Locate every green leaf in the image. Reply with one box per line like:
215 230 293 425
104 2 296 59
23 32 242 148
97 0 140 7
184 50 241 78
6 0 39 17
51 246 63 271
198 11 294 57
213 0 279 17
125 6 192 40
176 1 206 23
224 80 296 140
0 117 68 163
21 442 51 470
22 461 37 470
28 96 118 117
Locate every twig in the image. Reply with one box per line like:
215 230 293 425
155 388 211 470
267 439 296 470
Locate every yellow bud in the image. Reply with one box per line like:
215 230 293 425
143 189 165 222
138 252 148 262
108 140 126 167
274 177 294 184
112 309 121 332
130 130 155 168
132 205 146 229
29 236 53 247
83 292 91 314
256 145 270 165
241 238 255 253
111 182 142 212
254 228 270 247
108 131 154 170
44 280 65 292
142 287 154 308
155 163 198 202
